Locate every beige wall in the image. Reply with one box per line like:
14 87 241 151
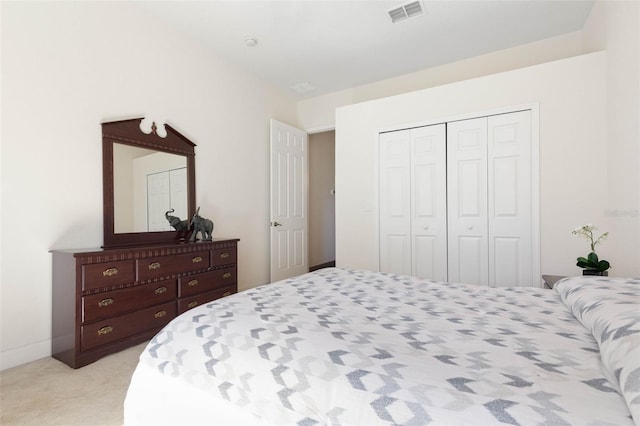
335 53 608 280
298 31 585 131
308 131 336 267
0 2 297 369
582 1 640 279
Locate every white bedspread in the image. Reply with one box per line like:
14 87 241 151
125 268 638 425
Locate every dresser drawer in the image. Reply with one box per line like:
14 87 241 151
82 281 177 323
81 301 175 351
178 267 236 298
178 286 236 314
211 247 237 267
82 260 135 291
137 251 210 281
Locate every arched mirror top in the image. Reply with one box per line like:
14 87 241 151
102 117 196 248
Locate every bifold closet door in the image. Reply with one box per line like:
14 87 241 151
379 130 411 275
410 125 447 281
447 117 489 285
447 110 532 286
487 111 533 287
380 110 533 286
379 124 447 280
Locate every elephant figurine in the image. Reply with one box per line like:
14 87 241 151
189 207 214 242
165 208 190 232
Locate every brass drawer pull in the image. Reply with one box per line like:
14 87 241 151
222 291 232 297
97 326 113 336
187 301 198 308
223 272 232 279
188 279 199 287
148 262 161 270
192 256 203 263
220 252 230 259
154 310 167 319
154 286 167 295
103 267 118 277
98 298 114 307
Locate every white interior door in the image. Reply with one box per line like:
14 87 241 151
447 117 489 285
270 119 309 282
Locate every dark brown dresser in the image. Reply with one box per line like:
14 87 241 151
51 238 239 368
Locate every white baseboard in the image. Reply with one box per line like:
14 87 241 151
0 339 52 371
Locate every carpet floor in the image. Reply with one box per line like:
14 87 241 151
1 341 147 426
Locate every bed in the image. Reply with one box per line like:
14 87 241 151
124 268 639 425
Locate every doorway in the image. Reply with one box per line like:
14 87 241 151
308 130 336 271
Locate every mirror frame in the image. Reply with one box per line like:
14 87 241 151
102 117 196 248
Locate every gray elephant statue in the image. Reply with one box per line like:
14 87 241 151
165 208 190 232
189 206 214 242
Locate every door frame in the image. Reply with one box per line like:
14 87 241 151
374 103 540 286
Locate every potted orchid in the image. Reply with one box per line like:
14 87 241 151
571 224 611 275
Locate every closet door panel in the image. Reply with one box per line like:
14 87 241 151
456 236 484 285
447 118 488 286
458 160 483 215
385 235 411 275
488 111 532 287
146 172 170 232
411 124 447 281
493 237 520 285
414 236 437 279
379 130 411 275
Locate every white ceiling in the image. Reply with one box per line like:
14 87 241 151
135 0 595 99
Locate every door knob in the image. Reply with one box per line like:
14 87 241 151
272 221 282 227
467 225 474 230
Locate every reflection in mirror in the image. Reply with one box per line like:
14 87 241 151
113 143 188 233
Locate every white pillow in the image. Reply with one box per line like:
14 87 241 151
556 276 640 425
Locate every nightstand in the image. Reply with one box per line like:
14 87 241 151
542 275 566 289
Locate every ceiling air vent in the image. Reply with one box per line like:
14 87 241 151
290 82 315 95
388 1 424 24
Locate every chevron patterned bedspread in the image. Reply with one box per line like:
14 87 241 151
126 268 639 425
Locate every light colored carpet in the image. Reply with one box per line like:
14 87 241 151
0 341 148 426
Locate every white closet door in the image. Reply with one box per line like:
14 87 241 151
379 130 411 275
147 171 171 232
169 167 188 222
379 109 535 286
447 117 489 285
488 111 532 287
411 124 447 281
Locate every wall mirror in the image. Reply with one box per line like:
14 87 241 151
102 118 196 248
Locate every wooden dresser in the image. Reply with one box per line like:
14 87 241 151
51 238 239 368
